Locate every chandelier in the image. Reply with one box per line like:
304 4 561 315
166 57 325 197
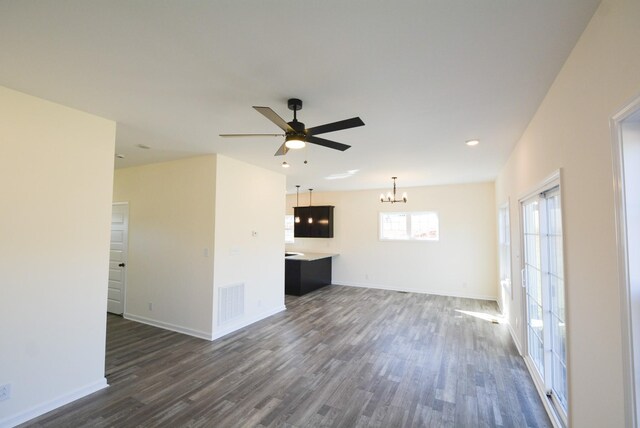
380 177 407 203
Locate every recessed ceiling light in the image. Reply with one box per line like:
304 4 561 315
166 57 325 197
282 161 290 168
115 153 125 159
466 139 480 146
137 144 151 149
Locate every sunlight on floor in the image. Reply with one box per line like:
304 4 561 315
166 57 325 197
455 309 505 324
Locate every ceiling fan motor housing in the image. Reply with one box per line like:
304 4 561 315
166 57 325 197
288 120 305 134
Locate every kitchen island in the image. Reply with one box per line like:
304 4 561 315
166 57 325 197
284 252 338 296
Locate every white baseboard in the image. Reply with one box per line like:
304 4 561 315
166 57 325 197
124 313 212 340
333 281 498 302
212 305 286 341
507 321 523 356
0 378 107 428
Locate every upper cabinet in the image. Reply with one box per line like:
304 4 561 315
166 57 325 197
294 206 334 238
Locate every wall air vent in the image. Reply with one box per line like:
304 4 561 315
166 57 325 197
218 283 244 326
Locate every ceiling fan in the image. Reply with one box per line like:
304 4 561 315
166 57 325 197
220 98 365 156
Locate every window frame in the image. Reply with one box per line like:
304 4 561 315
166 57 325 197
284 214 295 244
498 201 512 301
519 171 568 426
378 211 440 242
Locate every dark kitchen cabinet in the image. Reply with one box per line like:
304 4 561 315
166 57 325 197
294 206 334 238
285 257 332 296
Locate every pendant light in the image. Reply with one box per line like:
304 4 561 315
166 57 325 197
380 177 408 203
308 189 314 224
294 185 301 223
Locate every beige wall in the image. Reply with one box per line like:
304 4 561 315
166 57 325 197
287 182 498 300
0 87 115 425
112 154 286 341
113 156 216 339
213 155 286 338
495 0 640 425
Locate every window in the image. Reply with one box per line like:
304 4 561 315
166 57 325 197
521 181 567 423
498 203 512 303
379 211 439 241
285 215 294 244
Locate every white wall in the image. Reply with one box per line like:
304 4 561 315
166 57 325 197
286 182 498 300
495 0 640 425
113 156 216 339
213 155 286 338
0 87 115 425
113 155 286 341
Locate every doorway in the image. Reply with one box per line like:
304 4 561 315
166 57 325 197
520 174 568 425
108 202 129 315
612 95 640 427
498 201 512 315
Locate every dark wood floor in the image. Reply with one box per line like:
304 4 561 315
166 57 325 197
22 285 550 427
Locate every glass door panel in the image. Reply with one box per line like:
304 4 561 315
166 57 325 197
521 186 567 421
545 191 568 412
523 198 545 378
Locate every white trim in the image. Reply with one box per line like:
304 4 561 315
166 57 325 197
611 93 640 428
518 169 562 203
498 200 513 308
125 306 287 342
378 211 440 242
0 378 108 428
124 313 213 340
212 305 286 340
518 172 569 425
334 281 497 302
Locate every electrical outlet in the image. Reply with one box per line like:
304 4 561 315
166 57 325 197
148 302 153 311
0 383 11 401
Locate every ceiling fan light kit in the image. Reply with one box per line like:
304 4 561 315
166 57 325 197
284 135 306 149
380 177 408 203
220 98 364 157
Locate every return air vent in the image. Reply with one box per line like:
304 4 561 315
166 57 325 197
218 283 244 326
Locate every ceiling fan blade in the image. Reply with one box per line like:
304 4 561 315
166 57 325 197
306 135 351 151
306 117 365 136
219 133 284 137
253 106 294 133
274 142 289 156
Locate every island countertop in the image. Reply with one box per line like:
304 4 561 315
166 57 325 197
285 252 339 262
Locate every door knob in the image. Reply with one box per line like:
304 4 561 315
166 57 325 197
118 262 126 267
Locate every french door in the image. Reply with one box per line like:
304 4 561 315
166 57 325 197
522 184 567 422
498 202 512 312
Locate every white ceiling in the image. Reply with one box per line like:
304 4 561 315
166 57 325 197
0 1 600 193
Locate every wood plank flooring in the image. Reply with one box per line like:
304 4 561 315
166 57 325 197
21 285 551 427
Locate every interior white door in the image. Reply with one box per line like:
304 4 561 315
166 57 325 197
108 203 128 314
